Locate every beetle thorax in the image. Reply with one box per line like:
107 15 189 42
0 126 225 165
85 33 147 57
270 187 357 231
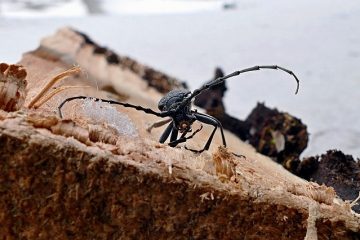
158 89 195 132
158 89 191 112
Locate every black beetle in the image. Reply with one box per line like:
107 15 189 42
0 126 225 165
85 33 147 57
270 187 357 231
58 65 299 153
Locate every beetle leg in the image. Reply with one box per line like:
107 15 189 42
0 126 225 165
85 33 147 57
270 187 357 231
196 112 226 147
168 124 203 147
170 127 179 143
168 130 185 147
159 122 174 143
185 113 226 153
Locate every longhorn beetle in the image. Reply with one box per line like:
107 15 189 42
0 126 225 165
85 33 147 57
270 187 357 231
58 65 299 153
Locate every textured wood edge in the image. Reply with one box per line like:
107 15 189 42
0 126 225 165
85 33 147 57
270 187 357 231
0 111 359 239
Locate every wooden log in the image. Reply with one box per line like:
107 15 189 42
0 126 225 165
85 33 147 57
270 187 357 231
0 27 359 239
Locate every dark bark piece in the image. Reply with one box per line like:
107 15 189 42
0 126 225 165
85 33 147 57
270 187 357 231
300 150 360 213
245 103 309 173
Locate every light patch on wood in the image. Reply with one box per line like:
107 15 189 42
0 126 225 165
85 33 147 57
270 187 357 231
271 130 285 152
350 192 360 209
212 146 237 181
304 203 319 240
288 182 336 205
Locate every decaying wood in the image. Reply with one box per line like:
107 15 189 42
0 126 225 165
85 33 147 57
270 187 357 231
246 103 309 173
300 150 360 213
0 63 27 111
0 27 359 239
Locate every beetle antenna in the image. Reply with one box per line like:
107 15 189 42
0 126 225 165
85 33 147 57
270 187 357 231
178 65 300 110
58 96 169 118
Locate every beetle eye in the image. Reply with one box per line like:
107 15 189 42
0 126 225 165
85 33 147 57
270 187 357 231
158 103 164 111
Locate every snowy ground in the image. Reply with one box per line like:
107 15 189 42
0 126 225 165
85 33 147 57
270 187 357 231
0 0 359 157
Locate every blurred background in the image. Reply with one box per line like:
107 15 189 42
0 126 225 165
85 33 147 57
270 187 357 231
0 0 359 157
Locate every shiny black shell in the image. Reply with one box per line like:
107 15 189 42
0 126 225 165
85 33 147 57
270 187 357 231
158 89 191 111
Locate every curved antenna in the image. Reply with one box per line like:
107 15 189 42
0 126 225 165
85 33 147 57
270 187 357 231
58 96 169 118
178 65 300 110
